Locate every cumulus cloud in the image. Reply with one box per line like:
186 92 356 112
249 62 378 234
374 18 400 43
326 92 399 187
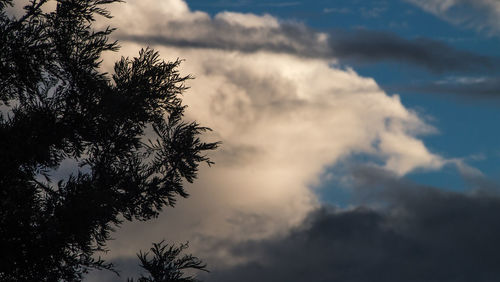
200 166 500 282
88 0 447 279
98 41 443 259
101 1 497 74
408 0 500 35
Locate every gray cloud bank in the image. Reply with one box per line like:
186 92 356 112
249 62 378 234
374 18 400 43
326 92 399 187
329 29 496 73
198 167 500 282
116 16 497 74
384 76 500 98
88 165 500 282
120 20 329 58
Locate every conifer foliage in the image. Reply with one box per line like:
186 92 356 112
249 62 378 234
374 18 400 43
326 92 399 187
0 0 218 280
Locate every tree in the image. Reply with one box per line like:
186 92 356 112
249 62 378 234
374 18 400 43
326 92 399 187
128 241 208 282
0 0 218 280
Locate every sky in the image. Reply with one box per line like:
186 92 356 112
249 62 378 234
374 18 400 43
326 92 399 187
84 0 500 281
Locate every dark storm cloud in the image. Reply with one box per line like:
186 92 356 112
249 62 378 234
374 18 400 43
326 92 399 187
200 166 500 282
118 19 331 58
329 29 496 73
118 16 498 73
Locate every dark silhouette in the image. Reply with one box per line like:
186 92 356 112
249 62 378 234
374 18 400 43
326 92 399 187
0 0 217 280
128 241 208 282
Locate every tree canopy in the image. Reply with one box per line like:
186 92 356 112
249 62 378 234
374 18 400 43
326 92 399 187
0 0 218 280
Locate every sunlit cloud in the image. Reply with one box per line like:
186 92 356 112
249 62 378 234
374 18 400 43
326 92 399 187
89 0 446 269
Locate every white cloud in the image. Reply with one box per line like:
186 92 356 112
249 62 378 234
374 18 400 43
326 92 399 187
408 0 500 34
408 0 457 13
93 0 445 273
215 11 280 28
98 0 332 59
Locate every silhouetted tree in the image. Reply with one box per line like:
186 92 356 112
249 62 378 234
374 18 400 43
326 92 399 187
0 0 217 280
128 241 208 282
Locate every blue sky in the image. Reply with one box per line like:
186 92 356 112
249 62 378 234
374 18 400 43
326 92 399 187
184 0 500 202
